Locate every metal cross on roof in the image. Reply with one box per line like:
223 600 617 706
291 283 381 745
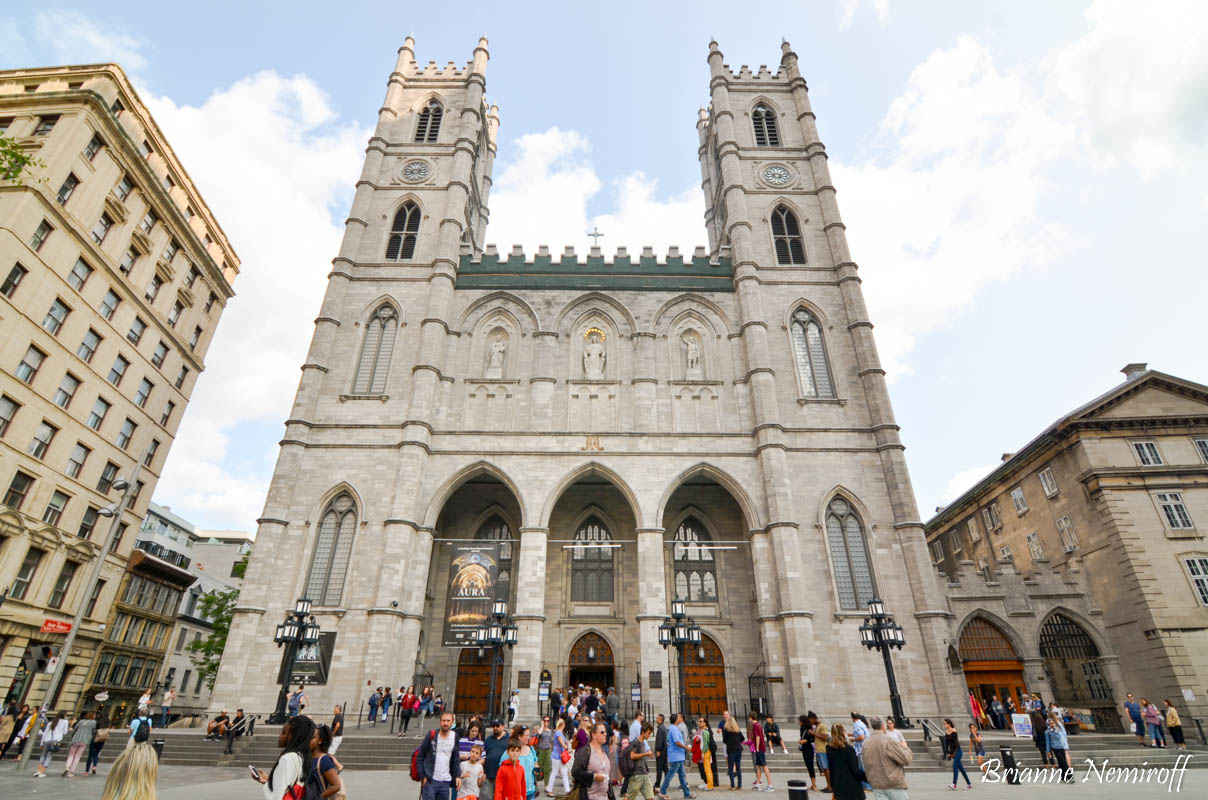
587 227 604 246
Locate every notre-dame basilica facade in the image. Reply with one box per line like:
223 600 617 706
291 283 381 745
212 37 966 722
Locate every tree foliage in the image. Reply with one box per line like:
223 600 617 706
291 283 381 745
185 588 239 691
0 134 45 184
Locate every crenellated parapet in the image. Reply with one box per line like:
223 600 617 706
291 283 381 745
944 556 1100 620
455 244 733 292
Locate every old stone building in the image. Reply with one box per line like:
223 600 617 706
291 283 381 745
213 38 965 721
0 65 238 713
927 365 1208 730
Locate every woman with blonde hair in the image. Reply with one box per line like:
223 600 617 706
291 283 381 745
825 723 865 800
101 740 159 800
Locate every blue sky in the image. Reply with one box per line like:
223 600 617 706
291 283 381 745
4 1 1205 531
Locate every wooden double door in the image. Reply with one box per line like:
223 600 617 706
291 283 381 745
456 648 503 716
683 634 727 716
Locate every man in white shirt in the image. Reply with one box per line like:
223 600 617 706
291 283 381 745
630 710 645 744
161 686 176 728
419 711 462 800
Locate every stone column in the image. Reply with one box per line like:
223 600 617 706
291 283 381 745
391 527 435 697
510 527 549 719
636 527 672 713
748 530 789 711
632 332 657 431
530 332 557 431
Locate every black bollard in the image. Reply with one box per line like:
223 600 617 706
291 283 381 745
787 778 808 800
999 745 1020 785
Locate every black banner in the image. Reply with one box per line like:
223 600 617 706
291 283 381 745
442 543 500 647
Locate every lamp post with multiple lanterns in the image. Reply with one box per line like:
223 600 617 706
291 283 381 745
269 597 322 724
474 599 518 719
658 597 702 718
858 596 911 728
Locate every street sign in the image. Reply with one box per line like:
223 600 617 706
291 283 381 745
538 684 550 701
41 619 72 633
630 683 641 704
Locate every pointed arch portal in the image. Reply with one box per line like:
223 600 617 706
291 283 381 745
568 632 614 693
683 632 727 716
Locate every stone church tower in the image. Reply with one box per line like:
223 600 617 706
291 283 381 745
213 38 965 722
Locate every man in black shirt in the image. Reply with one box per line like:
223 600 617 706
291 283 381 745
481 717 508 800
655 713 668 789
331 705 345 753
223 709 247 755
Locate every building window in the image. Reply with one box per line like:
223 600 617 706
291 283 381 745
143 439 159 467
825 497 876 610
10 547 44 599
180 669 191 693
185 265 200 288
83 133 104 161
119 248 140 274
135 378 153 408
571 516 615 603
982 502 1002 531
672 517 718 602
33 115 59 136
86 578 105 616
91 213 114 244
204 291 218 314
140 138 153 158
789 308 834 399
56 173 79 205
2 262 28 297
473 515 514 601
385 202 421 261
175 365 189 389
66 442 91 479
998 544 1013 559
949 529 962 553
128 316 147 345
1056 515 1078 552
28 420 58 459
175 628 188 652
78 328 102 362
42 298 71 335
1194 438 1208 464
1026 531 1046 561
966 515 980 547
0 116 11 133
87 397 111 430
43 490 70 526
771 205 806 265
1010 486 1028 515
189 326 202 349
31 220 53 251
68 258 93 291
930 540 945 564
1157 492 1194 530
108 355 130 386
78 505 100 539
97 461 118 493
305 493 357 606
152 340 168 368
145 274 163 302
110 655 130 686
1037 467 1058 497
113 174 134 201
752 104 780 146
352 304 398 393
168 301 183 327
1185 557 1208 606
53 373 81 409
116 418 136 449
0 395 19 437
4 471 37 510
414 100 443 143
139 210 158 234
16 344 46 384
160 400 175 426
162 174 175 192
161 239 179 264
194 670 204 694
47 560 77 607
100 289 121 320
1133 440 1163 465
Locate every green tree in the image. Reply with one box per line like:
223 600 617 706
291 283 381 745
0 133 45 184
185 588 239 691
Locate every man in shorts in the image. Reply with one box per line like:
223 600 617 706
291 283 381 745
627 722 657 800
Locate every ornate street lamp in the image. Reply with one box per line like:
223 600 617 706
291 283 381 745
658 597 703 719
269 598 321 724
859 596 910 728
475 599 518 719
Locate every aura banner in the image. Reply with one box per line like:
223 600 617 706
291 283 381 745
442 543 500 647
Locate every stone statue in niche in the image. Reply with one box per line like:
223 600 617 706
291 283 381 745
583 330 606 379
485 333 507 379
682 331 702 380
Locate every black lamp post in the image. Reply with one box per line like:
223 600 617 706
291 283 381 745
269 597 321 724
474 599 518 719
859 596 910 728
658 597 702 719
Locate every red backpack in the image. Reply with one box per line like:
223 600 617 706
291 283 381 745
410 731 437 781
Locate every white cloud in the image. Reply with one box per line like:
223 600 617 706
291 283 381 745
838 0 891 30
145 72 370 529
32 10 149 72
938 461 1000 508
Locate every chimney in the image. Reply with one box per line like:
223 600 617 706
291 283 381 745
1121 362 1148 381
1001 453 1015 463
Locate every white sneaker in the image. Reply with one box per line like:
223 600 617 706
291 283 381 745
761 787 775 792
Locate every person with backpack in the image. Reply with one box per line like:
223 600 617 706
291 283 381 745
128 707 152 749
692 716 716 790
624 722 656 800
368 688 381 725
480 718 509 800
418 711 463 800
252 716 317 800
311 723 345 800
34 710 69 778
289 686 309 719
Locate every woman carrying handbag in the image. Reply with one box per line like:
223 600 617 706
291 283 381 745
547 718 573 796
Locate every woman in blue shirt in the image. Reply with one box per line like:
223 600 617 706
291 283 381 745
499 724 539 799
1044 713 1073 784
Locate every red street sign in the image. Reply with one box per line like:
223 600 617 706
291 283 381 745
40 620 72 634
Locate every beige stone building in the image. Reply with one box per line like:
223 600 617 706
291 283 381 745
214 38 965 722
0 64 238 713
926 364 1208 731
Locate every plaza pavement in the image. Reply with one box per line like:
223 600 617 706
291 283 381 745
0 762 1201 799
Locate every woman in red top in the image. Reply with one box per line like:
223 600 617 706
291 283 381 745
399 686 418 737
496 740 528 800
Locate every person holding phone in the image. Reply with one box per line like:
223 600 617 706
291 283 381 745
251 716 317 800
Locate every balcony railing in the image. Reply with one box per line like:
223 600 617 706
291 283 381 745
135 539 190 569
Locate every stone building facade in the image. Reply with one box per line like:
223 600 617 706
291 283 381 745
927 365 1208 729
0 65 238 713
213 38 965 722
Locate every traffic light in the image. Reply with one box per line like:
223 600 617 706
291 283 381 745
21 644 60 673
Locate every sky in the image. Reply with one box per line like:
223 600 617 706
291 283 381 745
3 1 1206 532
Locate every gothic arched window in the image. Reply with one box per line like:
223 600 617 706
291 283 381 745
475 514 513 602
673 518 718 602
385 202 420 261
352 304 398 393
771 205 806 265
415 100 443 143
752 104 780 147
571 516 614 603
825 497 876 610
306 493 357 606
790 309 834 399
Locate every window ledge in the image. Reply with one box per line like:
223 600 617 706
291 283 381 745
670 380 723 386
465 378 520 385
339 393 389 402
1165 528 1201 539
797 397 845 406
567 379 620 386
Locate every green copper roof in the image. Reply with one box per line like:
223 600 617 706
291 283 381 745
455 253 734 292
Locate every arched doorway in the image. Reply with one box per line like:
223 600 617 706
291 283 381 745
568 632 614 693
684 633 727 717
957 617 1028 722
1039 612 1121 732
455 647 502 716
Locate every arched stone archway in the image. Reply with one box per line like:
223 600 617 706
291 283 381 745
957 616 1029 723
567 632 615 693
1039 612 1122 732
683 632 728 716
